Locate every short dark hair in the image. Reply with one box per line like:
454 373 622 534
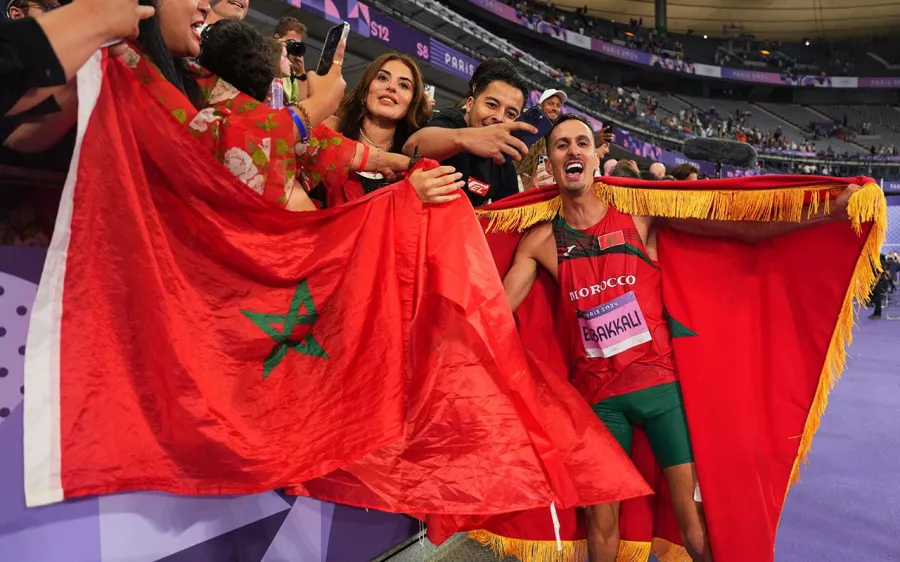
610 162 641 179
639 170 657 181
469 58 517 94
274 17 306 39
671 163 700 180
545 113 594 145
471 65 529 110
199 20 275 102
455 58 517 109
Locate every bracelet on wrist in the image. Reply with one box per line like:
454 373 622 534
288 103 313 142
287 106 309 142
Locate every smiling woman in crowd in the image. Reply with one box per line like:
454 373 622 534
312 53 432 207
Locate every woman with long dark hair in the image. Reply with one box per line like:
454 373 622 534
314 53 432 207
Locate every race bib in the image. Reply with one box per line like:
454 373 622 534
578 291 651 358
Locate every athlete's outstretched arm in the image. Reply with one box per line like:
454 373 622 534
503 225 554 311
503 252 539 313
661 183 859 243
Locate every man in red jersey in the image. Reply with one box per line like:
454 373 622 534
501 114 859 562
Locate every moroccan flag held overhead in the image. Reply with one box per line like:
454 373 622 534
22 51 651 520
468 177 886 562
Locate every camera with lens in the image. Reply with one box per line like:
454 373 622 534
284 40 306 58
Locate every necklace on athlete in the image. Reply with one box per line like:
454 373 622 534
359 128 391 151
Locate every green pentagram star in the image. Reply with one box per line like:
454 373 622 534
241 279 329 380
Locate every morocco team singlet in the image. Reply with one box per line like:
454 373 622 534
552 206 677 404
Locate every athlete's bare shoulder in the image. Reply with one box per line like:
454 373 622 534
517 221 553 256
520 220 553 243
518 221 557 279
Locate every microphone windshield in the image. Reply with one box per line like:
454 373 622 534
682 138 758 168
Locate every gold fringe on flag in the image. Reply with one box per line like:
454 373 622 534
651 538 692 562
467 531 690 562
478 196 562 233
617 540 652 561
467 530 588 562
475 181 853 232
594 183 840 223
785 182 887 491
475 182 856 232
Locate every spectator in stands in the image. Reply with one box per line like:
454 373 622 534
272 17 307 104
539 88 567 121
672 163 699 181
312 53 431 207
593 126 613 164
274 15 305 42
601 158 618 176
5 0 58 19
517 140 554 191
610 160 640 179
649 162 666 179
205 0 247 25
404 59 535 207
263 38 290 108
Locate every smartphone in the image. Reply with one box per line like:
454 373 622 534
511 106 553 148
424 84 436 101
316 22 350 75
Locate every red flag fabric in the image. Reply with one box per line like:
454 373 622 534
22 52 650 523
467 178 886 561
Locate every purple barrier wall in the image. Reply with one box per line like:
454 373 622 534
0 247 417 562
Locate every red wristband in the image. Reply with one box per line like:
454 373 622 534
359 143 371 171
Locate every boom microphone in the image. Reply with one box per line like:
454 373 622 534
682 138 758 169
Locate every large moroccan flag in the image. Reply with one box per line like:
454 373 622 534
465 177 886 561
22 51 650 521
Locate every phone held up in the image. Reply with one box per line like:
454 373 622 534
316 22 351 75
510 106 553 149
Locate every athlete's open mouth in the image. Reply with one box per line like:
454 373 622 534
565 160 584 180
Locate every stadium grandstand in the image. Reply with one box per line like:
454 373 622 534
1 0 898 561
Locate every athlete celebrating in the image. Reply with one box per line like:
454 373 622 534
501 114 859 562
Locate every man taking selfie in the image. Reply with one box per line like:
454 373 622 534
403 58 535 207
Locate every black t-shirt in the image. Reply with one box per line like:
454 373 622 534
0 19 67 131
422 107 519 207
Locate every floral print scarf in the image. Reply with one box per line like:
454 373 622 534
118 46 357 207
